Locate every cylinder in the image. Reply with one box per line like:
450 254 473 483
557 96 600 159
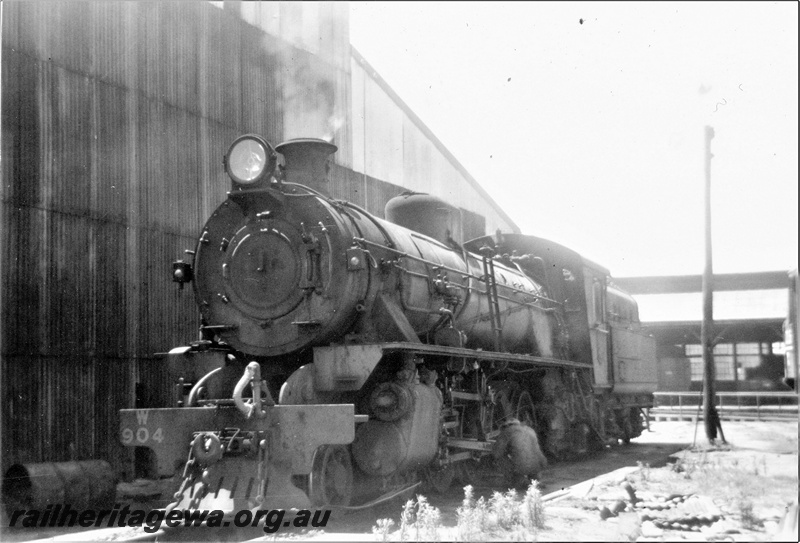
352 383 441 476
369 382 413 421
2 460 117 514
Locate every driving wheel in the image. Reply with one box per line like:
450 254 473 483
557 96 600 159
309 445 353 507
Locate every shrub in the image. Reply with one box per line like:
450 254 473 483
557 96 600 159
456 481 545 541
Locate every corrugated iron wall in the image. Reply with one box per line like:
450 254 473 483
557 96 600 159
350 51 517 235
0 1 352 477
0 0 499 477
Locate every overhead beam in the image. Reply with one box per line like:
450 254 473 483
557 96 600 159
642 318 785 344
614 271 791 294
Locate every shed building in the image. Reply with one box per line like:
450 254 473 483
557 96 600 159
0 1 517 476
615 271 796 393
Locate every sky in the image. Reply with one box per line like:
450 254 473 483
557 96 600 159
349 1 798 280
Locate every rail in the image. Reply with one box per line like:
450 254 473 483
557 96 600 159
651 391 798 421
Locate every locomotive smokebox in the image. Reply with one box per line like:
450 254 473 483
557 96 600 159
385 192 460 245
276 138 337 196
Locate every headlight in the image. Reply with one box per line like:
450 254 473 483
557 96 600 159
225 135 276 186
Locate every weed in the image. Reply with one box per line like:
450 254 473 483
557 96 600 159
392 495 442 542
738 495 760 530
378 482 548 541
752 456 766 477
372 518 395 542
456 481 545 541
399 498 414 541
489 490 518 530
523 480 546 530
456 485 484 542
636 461 651 482
412 495 442 542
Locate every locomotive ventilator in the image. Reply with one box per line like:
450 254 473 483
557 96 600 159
121 134 658 514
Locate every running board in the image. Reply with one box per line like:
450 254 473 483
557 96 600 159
447 437 494 452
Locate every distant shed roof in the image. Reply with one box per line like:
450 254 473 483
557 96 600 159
635 290 789 322
614 271 793 323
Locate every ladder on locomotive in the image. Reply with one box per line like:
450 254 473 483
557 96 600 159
479 247 504 352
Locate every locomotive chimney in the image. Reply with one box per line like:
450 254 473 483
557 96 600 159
275 138 337 196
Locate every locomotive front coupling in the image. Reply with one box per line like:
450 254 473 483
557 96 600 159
119 362 357 511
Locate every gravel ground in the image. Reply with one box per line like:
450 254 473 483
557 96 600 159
531 420 798 542
324 429 689 535
3 419 796 542
325 420 798 541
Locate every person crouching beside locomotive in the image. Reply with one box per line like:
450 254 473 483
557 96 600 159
492 419 548 489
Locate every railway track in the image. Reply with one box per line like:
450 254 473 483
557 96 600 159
2 438 685 542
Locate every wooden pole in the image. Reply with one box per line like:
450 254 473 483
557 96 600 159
702 126 723 443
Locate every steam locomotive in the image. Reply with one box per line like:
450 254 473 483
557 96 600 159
120 135 658 513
